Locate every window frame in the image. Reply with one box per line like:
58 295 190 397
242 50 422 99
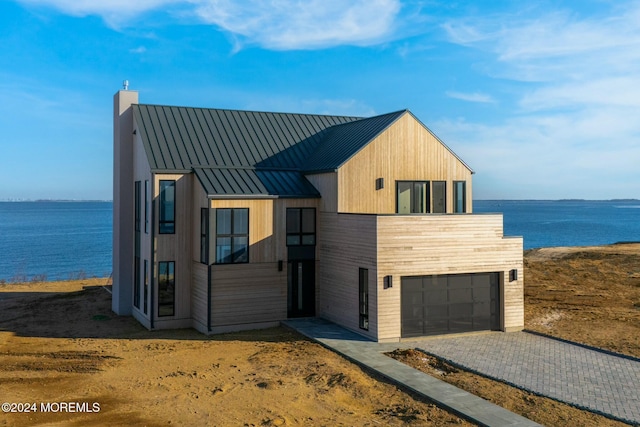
286 208 316 246
159 180 176 234
215 208 249 264
200 208 209 264
432 181 447 214
144 180 150 234
158 261 175 317
396 180 430 214
453 181 467 213
359 268 369 330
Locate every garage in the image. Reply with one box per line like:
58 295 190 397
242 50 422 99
401 273 500 337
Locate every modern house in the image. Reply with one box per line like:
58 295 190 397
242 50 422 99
112 89 524 342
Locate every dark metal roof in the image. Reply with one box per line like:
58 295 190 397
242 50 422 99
193 167 320 198
302 110 407 173
132 103 473 198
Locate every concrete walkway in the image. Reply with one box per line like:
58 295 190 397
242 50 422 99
412 331 640 425
283 318 540 427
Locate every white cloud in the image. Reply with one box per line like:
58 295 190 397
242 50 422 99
192 0 401 50
446 91 495 104
16 0 403 50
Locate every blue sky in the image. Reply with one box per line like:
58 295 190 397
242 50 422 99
1 0 639 200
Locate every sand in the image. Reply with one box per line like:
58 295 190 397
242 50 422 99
1 243 638 426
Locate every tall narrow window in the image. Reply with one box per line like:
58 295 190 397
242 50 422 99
216 208 249 264
143 260 148 314
159 180 176 234
397 181 429 213
286 208 316 246
134 181 141 232
144 180 149 234
133 256 141 309
158 261 175 317
359 268 369 330
200 208 209 264
453 181 467 213
432 181 446 213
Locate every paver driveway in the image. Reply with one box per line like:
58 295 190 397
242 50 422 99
412 332 640 425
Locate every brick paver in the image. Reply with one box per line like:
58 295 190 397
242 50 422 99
412 332 640 425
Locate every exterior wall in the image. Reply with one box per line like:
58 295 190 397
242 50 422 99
306 173 338 213
375 214 524 341
337 113 473 214
112 90 138 315
202 197 319 331
317 213 378 340
191 262 209 334
152 173 193 329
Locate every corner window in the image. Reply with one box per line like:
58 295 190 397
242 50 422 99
135 181 141 232
200 208 209 264
143 260 148 315
453 181 467 213
144 180 150 234
158 261 175 317
397 181 429 213
133 256 141 309
215 208 249 264
286 208 316 246
159 180 175 234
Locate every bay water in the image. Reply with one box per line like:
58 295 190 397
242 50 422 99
0 199 638 282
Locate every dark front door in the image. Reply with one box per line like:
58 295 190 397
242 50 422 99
287 260 315 318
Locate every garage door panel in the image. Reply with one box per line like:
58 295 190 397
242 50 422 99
401 272 501 337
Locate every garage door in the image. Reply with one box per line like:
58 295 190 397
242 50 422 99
401 273 500 338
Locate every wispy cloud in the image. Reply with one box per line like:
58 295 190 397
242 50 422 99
446 91 495 104
192 0 401 50
129 46 147 54
16 0 403 50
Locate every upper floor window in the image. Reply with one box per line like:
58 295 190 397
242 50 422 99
159 180 176 234
216 208 249 264
144 180 150 234
454 181 467 213
286 208 316 246
432 181 446 213
397 181 429 214
134 181 141 232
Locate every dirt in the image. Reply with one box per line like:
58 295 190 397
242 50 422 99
0 279 472 426
388 243 640 427
1 243 638 426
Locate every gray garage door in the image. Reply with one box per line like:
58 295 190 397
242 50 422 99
401 273 500 337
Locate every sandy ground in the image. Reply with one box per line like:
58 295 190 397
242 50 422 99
390 243 640 426
1 243 638 426
0 279 471 426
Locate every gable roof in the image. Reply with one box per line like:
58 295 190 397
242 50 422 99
132 103 472 198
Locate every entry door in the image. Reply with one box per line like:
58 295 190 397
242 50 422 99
287 260 315 318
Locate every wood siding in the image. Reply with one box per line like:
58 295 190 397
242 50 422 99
306 173 338 212
210 263 286 327
317 213 378 340
337 114 473 214
191 262 208 333
375 214 524 340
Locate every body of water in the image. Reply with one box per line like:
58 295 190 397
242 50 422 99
0 201 112 281
475 199 640 250
0 199 638 281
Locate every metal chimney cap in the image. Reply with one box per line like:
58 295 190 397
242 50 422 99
123 80 129 90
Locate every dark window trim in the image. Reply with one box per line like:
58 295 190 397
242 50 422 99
453 180 467 213
359 268 369 330
286 208 316 247
143 259 148 315
158 261 175 317
134 181 141 232
396 180 430 214
133 256 141 309
159 180 176 234
200 208 209 264
432 180 447 214
215 208 249 264
144 180 150 234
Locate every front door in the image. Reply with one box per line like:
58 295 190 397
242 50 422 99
287 260 315 318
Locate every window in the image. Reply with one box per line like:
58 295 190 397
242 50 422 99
143 260 148 314
286 208 316 246
216 208 249 264
158 261 175 317
133 256 141 309
144 180 149 234
159 180 175 234
134 181 141 232
432 181 446 213
397 181 429 213
200 208 209 264
359 268 369 330
453 181 467 213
